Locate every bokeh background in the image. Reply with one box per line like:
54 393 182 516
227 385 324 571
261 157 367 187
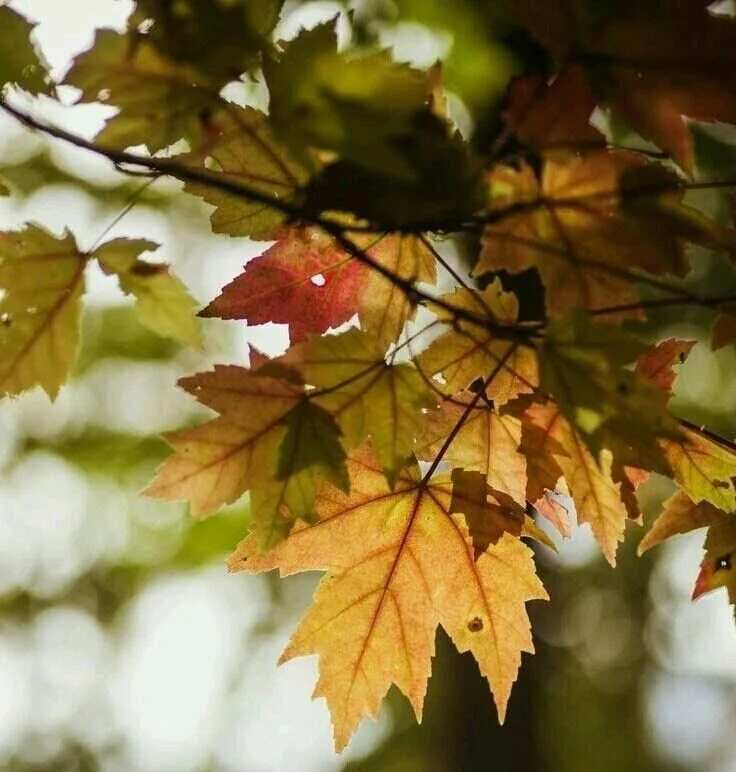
1 1 736 769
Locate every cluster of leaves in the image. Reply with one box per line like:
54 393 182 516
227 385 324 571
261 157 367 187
2 0 736 751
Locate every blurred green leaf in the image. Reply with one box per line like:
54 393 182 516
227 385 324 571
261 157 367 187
135 0 283 81
265 21 430 179
392 0 515 113
94 238 202 349
172 503 251 568
65 28 223 152
0 5 50 94
77 306 179 370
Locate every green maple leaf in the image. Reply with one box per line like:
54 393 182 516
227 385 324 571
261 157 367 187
265 21 430 179
540 312 681 473
262 328 436 487
65 28 223 152
134 0 283 81
94 238 202 348
181 106 308 240
0 6 50 95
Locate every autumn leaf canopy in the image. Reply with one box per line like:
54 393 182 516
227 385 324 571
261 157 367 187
1 0 736 751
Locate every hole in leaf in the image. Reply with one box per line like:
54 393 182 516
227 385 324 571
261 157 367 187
310 273 326 287
467 617 483 633
468 377 484 393
716 554 732 572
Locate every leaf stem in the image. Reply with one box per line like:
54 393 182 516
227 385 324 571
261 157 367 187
420 345 516 485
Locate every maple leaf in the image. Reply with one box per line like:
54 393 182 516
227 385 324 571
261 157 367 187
603 338 698 521
200 228 361 338
202 228 436 345
477 152 690 315
533 493 572 539
635 338 696 394
660 428 736 514
620 165 736 252
502 66 604 158
519 417 571 537
638 489 736 614
695 517 736 612
303 124 484 230
65 28 223 152
181 106 308 240
527 402 628 564
416 392 527 505
94 238 202 348
418 279 538 405
0 6 50 95
228 448 547 750
351 232 437 346
637 489 727 556
508 0 736 171
0 225 86 399
450 469 524 555
264 21 429 178
145 364 347 549
449 469 556 556
540 313 681 474
133 0 283 81
264 328 436 486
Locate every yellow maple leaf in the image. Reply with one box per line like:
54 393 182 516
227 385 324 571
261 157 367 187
0 225 86 399
638 489 727 556
228 448 547 750
527 403 628 564
660 428 736 514
418 279 538 405
352 232 437 346
416 391 527 505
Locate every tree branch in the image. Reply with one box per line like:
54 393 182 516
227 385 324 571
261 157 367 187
0 98 539 345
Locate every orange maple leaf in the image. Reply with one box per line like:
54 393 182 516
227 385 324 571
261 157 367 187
527 403 628 564
228 448 547 750
477 152 688 316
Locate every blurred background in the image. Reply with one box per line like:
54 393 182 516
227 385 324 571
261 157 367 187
1 1 736 769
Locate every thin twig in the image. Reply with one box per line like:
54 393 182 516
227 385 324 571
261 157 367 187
0 99 539 345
